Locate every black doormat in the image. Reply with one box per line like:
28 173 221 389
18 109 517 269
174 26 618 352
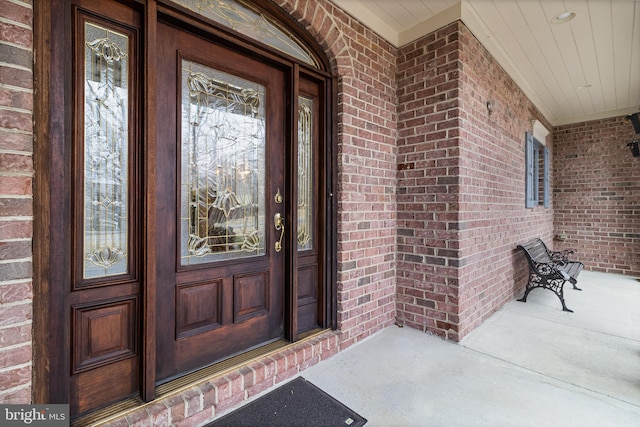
207 377 367 427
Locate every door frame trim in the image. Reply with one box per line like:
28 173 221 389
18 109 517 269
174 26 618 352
32 0 337 413
142 0 158 403
33 0 56 405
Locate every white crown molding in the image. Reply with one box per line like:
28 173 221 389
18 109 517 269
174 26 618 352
397 3 462 47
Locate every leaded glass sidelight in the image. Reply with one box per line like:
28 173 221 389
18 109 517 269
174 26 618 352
83 23 129 279
297 97 313 251
180 60 266 265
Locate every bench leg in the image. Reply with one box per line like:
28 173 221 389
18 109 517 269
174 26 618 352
517 286 532 303
557 293 573 313
518 279 573 312
551 279 573 312
568 276 582 291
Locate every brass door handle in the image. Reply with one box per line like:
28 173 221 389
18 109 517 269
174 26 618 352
274 213 285 252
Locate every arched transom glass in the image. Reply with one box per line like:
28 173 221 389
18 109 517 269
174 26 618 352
172 0 320 68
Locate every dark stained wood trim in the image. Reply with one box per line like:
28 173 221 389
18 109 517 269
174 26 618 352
142 0 158 403
32 0 54 404
286 63 300 341
35 0 74 404
328 75 338 330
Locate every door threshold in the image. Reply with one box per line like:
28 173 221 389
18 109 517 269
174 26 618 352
155 338 290 396
72 328 328 426
156 327 326 396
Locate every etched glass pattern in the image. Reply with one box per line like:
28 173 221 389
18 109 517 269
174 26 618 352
297 97 313 251
172 0 318 67
180 60 266 265
83 23 129 279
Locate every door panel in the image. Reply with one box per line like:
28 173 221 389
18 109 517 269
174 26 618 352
155 22 286 382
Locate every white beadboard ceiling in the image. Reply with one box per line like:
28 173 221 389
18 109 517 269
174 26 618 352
331 0 640 126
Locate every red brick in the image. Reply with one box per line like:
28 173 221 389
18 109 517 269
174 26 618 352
0 175 32 195
0 22 32 48
0 153 33 174
164 394 186 423
176 409 214 427
200 380 216 408
247 377 274 398
0 88 33 110
0 324 31 347
0 131 32 152
224 371 244 398
210 376 230 403
0 365 31 389
0 0 32 27
213 391 245 417
145 401 170 427
182 387 202 417
0 108 33 132
0 66 32 91
0 220 32 240
0 281 32 303
124 407 150 426
8 0 631 424
0 345 31 369
0 386 31 404
275 366 298 383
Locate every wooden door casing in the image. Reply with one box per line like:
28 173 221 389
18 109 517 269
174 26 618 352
35 0 334 419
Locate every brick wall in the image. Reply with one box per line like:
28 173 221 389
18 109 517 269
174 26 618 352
396 21 554 341
0 0 34 404
554 117 640 275
396 22 464 340
456 24 554 337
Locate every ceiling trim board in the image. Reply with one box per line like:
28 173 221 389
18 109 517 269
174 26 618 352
330 1 400 46
397 3 462 47
553 106 639 127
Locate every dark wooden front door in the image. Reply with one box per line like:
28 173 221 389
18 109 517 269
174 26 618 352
37 0 332 419
155 22 286 381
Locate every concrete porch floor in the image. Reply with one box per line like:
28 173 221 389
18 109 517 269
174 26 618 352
300 270 640 426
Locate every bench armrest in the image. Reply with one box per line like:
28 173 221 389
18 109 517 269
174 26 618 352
532 260 567 279
549 249 574 265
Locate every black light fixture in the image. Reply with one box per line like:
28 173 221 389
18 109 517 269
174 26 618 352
625 112 640 134
486 101 494 116
628 140 639 157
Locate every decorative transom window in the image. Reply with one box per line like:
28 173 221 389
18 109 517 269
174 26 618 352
172 0 320 68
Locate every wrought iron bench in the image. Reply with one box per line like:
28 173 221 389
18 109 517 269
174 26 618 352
516 238 584 312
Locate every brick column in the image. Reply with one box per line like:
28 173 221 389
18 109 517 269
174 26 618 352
396 22 463 340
